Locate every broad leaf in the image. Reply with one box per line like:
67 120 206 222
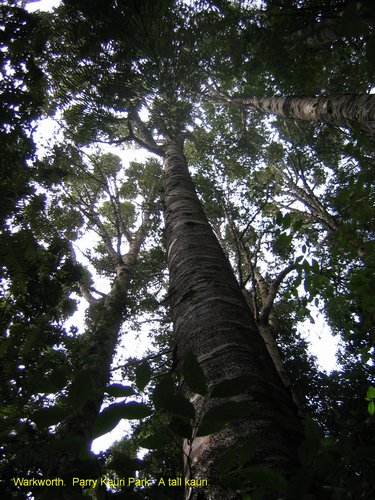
210 376 253 398
239 466 287 492
135 361 152 391
161 394 195 420
140 433 172 450
31 406 69 428
68 369 94 409
119 402 152 419
169 418 193 438
218 447 238 473
182 351 207 396
92 403 124 439
238 436 259 465
202 401 253 423
196 420 226 437
106 384 136 398
153 375 176 409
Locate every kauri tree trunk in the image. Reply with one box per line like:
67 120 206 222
230 94 375 144
162 140 303 499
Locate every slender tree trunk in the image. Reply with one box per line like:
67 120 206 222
251 269 303 409
287 3 375 47
38 223 149 500
241 288 291 391
225 215 301 406
288 18 344 47
228 94 375 143
162 141 303 499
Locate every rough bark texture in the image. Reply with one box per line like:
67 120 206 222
236 94 375 143
163 141 303 499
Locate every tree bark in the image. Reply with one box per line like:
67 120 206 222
162 140 303 499
228 94 375 144
252 268 303 409
38 217 150 499
287 3 375 47
288 18 344 47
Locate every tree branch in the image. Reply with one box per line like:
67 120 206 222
259 263 296 324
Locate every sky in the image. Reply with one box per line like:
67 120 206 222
25 0 60 12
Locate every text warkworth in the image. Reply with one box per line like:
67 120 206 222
12 476 208 488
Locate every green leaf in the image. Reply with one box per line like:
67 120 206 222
203 401 253 423
106 384 136 398
160 394 195 420
45 437 85 454
108 453 145 475
282 212 292 229
302 260 311 271
293 219 304 232
120 402 152 419
239 466 287 492
220 475 242 490
341 1 370 36
365 385 375 401
287 469 314 498
182 351 207 396
368 400 375 416
31 406 68 428
210 375 253 398
92 403 124 439
218 447 238 473
304 417 324 442
140 433 172 450
362 0 375 16
311 259 319 272
303 277 311 294
238 436 259 465
169 418 193 438
275 232 293 249
294 275 302 288
275 211 283 226
298 436 321 466
366 33 375 69
153 375 175 409
196 420 226 437
68 369 94 409
135 361 152 391
28 367 68 394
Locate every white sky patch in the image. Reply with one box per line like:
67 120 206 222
25 0 60 12
298 307 340 372
91 420 130 454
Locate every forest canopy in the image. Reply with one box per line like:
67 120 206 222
1 0 375 498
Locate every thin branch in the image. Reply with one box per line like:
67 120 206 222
260 263 296 324
128 114 164 156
